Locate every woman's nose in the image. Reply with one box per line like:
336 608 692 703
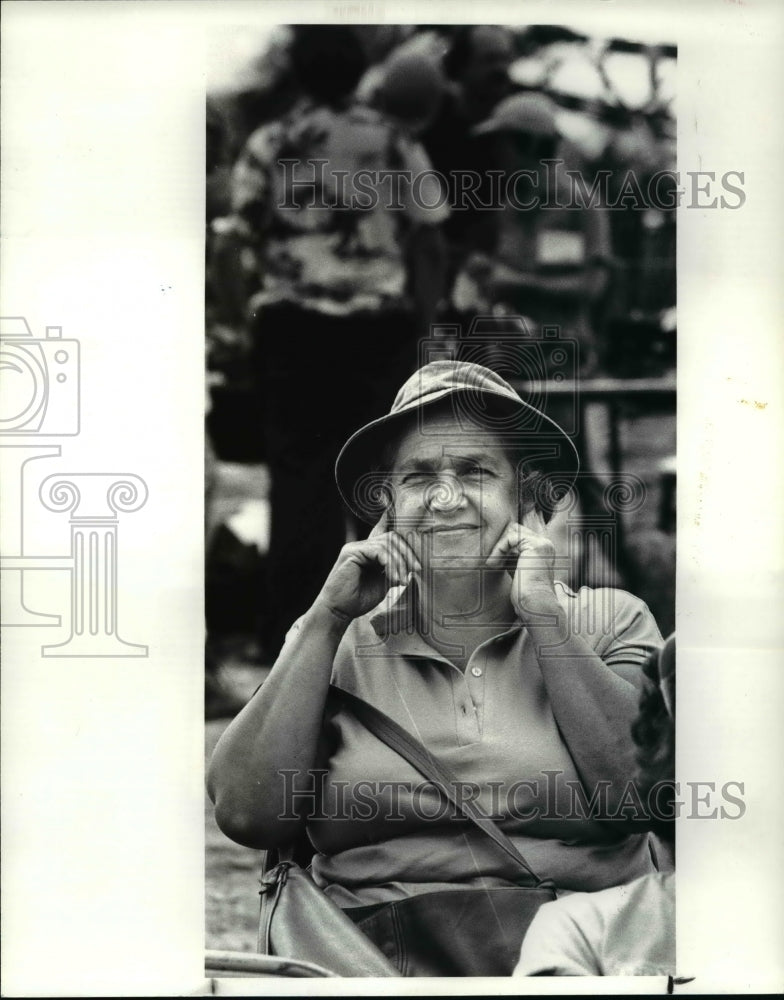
424 474 465 512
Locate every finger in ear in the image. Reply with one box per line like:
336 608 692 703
369 509 389 538
522 508 547 535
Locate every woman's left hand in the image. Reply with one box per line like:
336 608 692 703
485 512 557 619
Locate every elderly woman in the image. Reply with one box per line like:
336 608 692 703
207 360 667 976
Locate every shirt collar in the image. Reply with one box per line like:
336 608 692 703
368 576 529 660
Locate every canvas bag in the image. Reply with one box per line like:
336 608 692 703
257 686 557 977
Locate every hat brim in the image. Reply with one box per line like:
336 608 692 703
471 119 557 138
471 119 502 137
335 387 579 524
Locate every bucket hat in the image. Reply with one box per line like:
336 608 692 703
379 50 444 127
472 91 559 138
335 360 579 523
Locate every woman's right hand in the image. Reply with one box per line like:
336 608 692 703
313 530 421 622
208 520 421 849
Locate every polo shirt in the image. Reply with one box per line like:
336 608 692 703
304 581 665 907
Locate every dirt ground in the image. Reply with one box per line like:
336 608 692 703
205 663 268 954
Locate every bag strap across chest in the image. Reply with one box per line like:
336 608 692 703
330 685 553 889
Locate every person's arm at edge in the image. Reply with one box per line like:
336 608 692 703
513 897 602 976
207 525 419 849
206 603 350 849
210 126 273 327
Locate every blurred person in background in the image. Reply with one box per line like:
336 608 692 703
537 36 676 376
352 23 415 67
205 100 252 716
514 635 675 976
600 116 676 377
419 25 517 291
451 91 613 376
216 25 449 658
361 46 450 335
368 45 446 137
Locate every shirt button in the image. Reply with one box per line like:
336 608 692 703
471 666 483 677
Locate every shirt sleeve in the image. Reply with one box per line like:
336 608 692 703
513 897 602 976
582 588 664 683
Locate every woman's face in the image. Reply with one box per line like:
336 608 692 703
387 411 518 568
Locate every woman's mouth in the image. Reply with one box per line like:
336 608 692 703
422 524 478 533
